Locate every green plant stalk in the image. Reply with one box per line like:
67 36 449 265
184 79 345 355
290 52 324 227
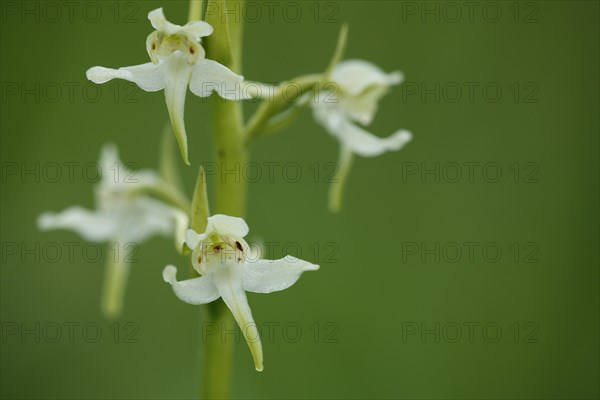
100 256 129 319
188 0 203 22
201 43 246 400
201 1 246 398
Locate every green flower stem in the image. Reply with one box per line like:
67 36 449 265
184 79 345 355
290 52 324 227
202 299 235 399
100 256 129 319
245 24 348 143
201 46 246 400
213 99 248 217
201 1 246 398
245 74 323 142
188 0 203 22
328 148 353 213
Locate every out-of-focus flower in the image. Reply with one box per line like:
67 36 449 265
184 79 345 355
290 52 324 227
312 59 413 211
38 144 188 318
38 143 187 245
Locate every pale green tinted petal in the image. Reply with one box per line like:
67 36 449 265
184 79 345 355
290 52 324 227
208 214 249 238
318 111 413 157
163 54 194 165
162 265 221 304
86 63 165 92
148 8 182 35
183 20 214 38
333 59 402 95
328 145 353 213
243 256 319 294
185 228 205 249
37 207 118 241
191 167 210 233
189 59 250 100
159 124 184 191
213 265 263 371
173 210 189 252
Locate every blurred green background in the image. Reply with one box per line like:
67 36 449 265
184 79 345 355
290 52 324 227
1 0 598 399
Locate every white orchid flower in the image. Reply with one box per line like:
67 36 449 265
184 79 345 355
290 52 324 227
38 144 187 246
86 8 251 165
163 215 319 371
38 144 188 318
312 59 413 211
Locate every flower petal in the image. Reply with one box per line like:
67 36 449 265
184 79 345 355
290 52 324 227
183 20 214 38
186 228 204 249
337 85 391 126
207 214 249 238
148 8 182 35
332 59 402 96
318 111 412 157
86 63 165 92
37 207 119 242
243 256 319 294
97 144 160 191
162 265 221 304
163 54 194 165
173 209 189 251
190 59 251 101
102 197 179 243
98 143 120 171
213 265 264 371
185 216 249 253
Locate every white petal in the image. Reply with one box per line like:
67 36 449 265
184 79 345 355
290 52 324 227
86 63 165 92
97 145 160 195
243 256 319 294
213 266 263 371
207 214 249 238
172 209 189 251
37 207 119 242
162 265 221 304
185 216 250 252
163 54 194 165
148 8 182 35
337 85 391 126
183 20 214 38
333 59 402 96
98 143 121 172
190 59 251 100
319 111 413 157
97 144 143 187
104 197 178 243
94 194 179 243
185 228 205 249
